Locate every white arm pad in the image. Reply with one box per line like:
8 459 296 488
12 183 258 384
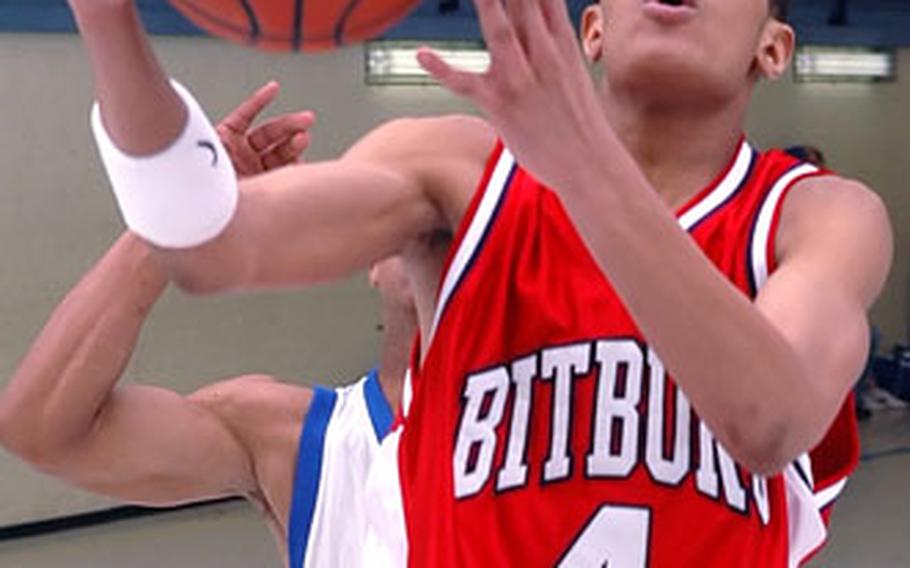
91 80 238 249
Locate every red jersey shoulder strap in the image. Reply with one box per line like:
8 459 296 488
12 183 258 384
748 159 826 292
677 139 756 232
429 143 517 344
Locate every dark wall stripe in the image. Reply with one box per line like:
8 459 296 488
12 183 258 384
0 498 240 542
862 446 910 463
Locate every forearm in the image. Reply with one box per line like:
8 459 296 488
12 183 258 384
562 149 819 473
69 0 186 155
0 233 168 462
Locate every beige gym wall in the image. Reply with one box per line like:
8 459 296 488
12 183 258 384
0 30 906 559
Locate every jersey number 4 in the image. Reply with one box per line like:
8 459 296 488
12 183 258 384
558 505 651 568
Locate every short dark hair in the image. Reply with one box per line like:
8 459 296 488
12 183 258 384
771 0 789 21
784 145 826 167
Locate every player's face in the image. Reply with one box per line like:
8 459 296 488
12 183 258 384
370 257 415 311
582 0 794 108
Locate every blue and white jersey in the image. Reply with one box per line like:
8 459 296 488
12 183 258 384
287 370 395 568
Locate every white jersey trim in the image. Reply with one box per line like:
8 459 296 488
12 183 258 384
428 148 516 345
678 140 754 232
364 427 408 567
402 368 413 418
792 452 815 490
749 163 819 289
815 478 848 510
785 464 828 568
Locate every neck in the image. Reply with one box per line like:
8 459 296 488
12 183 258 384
377 303 418 411
602 85 751 210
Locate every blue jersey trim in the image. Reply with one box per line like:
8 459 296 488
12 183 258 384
363 369 394 442
287 386 338 568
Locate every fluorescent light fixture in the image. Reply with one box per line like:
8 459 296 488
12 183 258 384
366 41 490 86
794 46 896 83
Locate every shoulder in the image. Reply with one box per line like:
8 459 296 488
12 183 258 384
785 174 887 214
188 375 312 449
189 376 315 527
777 175 892 297
348 114 498 228
779 175 890 246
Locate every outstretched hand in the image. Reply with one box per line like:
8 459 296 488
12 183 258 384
217 81 316 178
417 0 613 194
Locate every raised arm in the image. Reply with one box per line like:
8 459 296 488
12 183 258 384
69 0 491 295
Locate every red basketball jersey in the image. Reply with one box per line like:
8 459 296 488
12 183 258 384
398 140 858 567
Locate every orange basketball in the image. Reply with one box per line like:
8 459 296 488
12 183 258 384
167 0 421 52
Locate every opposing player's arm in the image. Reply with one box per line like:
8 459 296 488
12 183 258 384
0 234 259 506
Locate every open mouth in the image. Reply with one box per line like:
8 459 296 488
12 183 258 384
646 0 697 8
643 0 698 20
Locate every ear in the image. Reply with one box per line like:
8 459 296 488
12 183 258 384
368 263 380 289
755 20 795 80
581 4 605 64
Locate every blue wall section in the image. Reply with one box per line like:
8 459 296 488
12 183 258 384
1 0 909 46
0 0 199 35
789 0 910 47
385 0 910 47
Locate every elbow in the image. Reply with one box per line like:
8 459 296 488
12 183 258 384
152 221 266 295
2 431 78 474
0 391 83 471
160 247 248 296
0 403 62 469
717 412 798 477
169 266 229 296
0 396 16 452
721 357 822 476
0 394 27 456
730 436 793 477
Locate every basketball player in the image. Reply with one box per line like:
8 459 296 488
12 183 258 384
68 0 892 565
0 85 413 568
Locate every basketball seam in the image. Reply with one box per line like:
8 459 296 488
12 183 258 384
172 0 416 48
234 0 261 41
172 0 287 41
331 0 419 41
293 0 305 51
333 0 363 46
